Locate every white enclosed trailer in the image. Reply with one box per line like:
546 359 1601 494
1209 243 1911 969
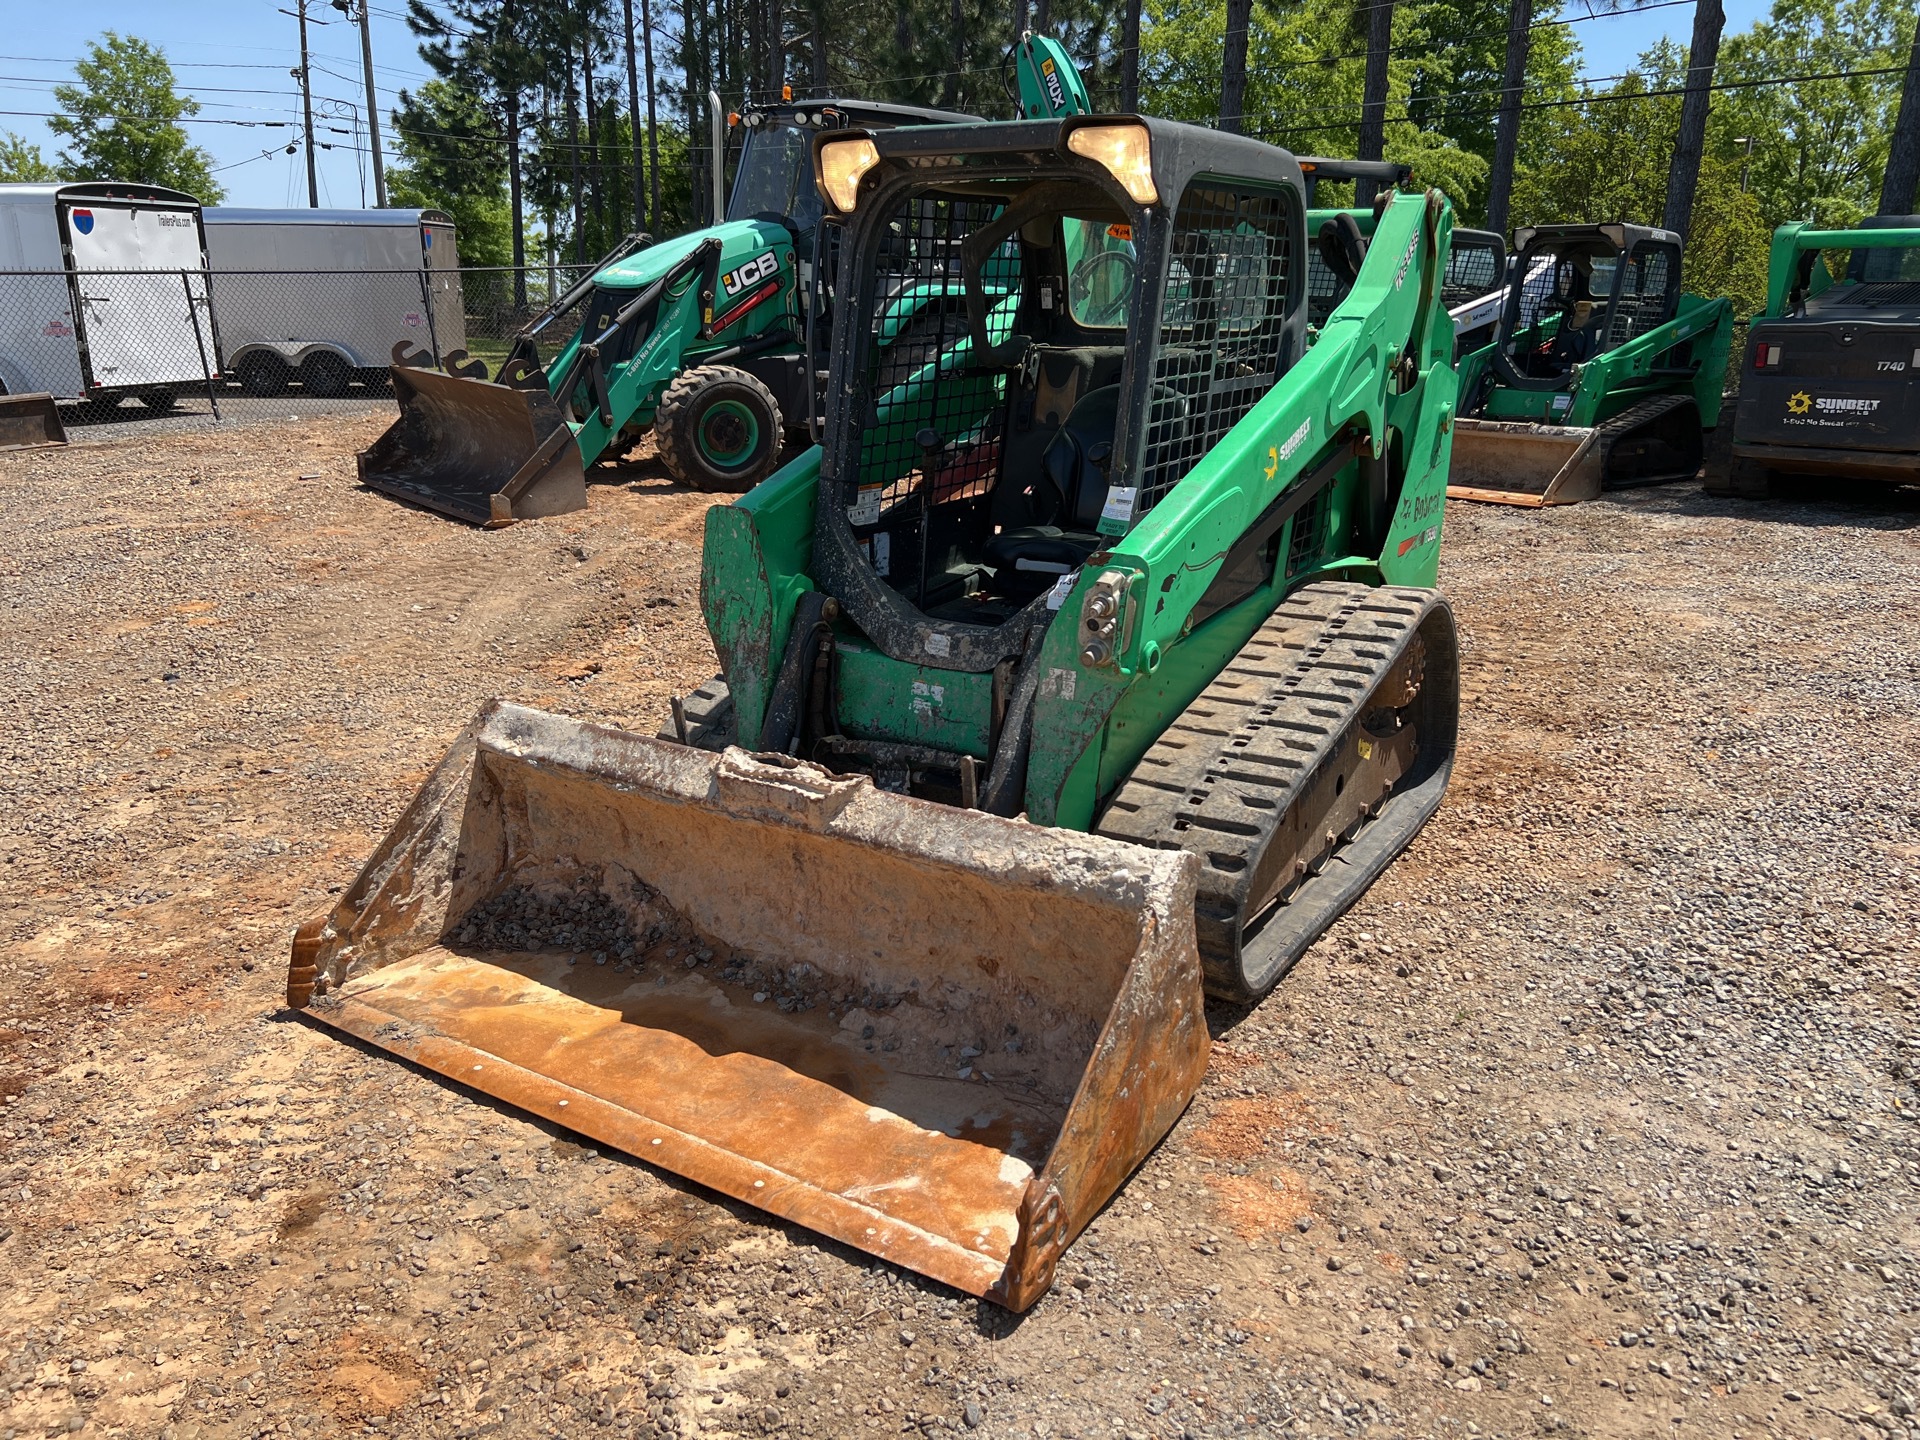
201 208 462 396
0 181 217 407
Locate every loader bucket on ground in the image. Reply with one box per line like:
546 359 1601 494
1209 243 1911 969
357 365 588 526
1445 417 1603 506
0 393 66 451
287 702 1208 1310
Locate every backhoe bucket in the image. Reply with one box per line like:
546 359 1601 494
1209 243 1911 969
0 392 66 451
1445 417 1603 506
357 364 589 526
286 702 1208 1310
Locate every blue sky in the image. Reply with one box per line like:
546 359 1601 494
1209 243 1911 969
4 0 1777 209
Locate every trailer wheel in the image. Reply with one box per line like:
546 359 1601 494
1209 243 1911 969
656 366 784 493
136 389 179 413
300 352 352 399
236 353 290 397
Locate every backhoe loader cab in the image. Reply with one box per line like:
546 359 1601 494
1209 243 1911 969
1448 222 1732 506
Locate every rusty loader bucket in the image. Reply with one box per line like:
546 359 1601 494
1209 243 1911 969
1445 417 1605 507
286 703 1208 1309
357 364 589 526
0 393 67 452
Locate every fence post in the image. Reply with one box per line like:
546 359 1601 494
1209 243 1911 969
417 267 442 367
183 269 222 424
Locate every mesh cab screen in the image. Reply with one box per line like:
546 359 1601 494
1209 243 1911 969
840 193 1020 592
1306 241 1344 327
1607 244 1678 348
1443 240 1502 307
1137 184 1295 518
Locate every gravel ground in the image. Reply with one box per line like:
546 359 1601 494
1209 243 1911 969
1 424 1916 1440
55 393 397 445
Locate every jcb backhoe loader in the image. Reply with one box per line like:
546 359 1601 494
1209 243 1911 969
359 34 1104 527
359 95 977 526
286 117 1461 1310
1447 222 1733 505
1707 215 1920 497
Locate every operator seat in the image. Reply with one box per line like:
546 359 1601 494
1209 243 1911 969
983 384 1121 595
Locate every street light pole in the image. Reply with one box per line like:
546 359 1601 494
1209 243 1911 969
1735 135 1755 194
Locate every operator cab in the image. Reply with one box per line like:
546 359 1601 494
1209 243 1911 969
728 98 980 241
1496 223 1681 386
812 118 1309 672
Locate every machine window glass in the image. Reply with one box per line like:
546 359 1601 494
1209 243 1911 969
1064 218 1135 328
1137 182 1296 519
1855 246 1920 282
727 123 819 232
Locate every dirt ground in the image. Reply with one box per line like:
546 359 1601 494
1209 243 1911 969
0 418 1915 1440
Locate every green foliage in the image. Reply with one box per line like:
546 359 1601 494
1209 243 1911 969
0 132 56 183
1678 156 1773 317
1137 0 1573 219
48 33 223 201
389 80 513 265
1710 0 1914 226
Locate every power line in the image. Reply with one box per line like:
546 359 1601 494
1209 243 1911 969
1248 60 1913 142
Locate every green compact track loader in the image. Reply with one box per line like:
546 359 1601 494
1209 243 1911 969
1707 215 1920 497
1448 222 1732 506
286 115 1461 1311
1296 157 1504 356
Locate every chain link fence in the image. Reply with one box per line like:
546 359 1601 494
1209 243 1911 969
0 263 598 441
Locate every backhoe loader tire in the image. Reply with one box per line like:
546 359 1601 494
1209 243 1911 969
656 365 783 493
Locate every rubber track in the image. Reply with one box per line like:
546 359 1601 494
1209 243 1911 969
1097 581 1439 996
1596 392 1699 487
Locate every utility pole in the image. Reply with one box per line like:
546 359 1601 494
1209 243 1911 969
332 0 389 205
622 0 645 233
295 0 319 206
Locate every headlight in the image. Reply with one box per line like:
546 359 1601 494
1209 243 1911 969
819 137 881 214
1067 123 1157 206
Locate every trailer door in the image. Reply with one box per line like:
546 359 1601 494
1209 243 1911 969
421 218 465 355
64 201 211 389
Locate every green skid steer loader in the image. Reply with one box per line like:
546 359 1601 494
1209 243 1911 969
1707 215 1920 497
286 117 1460 1308
1448 222 1733 506
1297 157 1504 356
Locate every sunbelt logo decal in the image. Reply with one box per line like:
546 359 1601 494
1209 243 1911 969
1785 390 1881 426
721 249 780 298
71 209 94 235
